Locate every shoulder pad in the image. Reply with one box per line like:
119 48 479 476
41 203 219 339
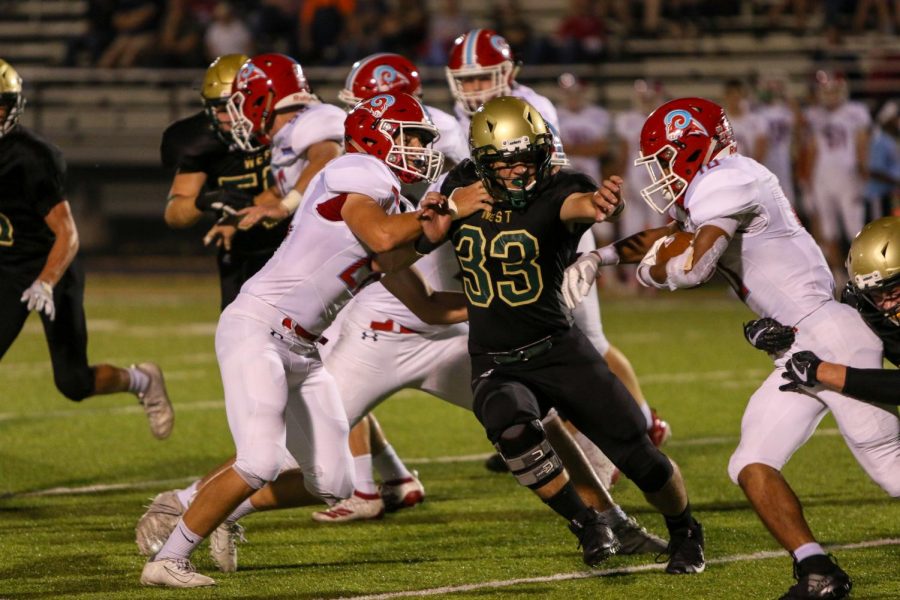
322 154 397 201
685 160 759 224
160 112 222 169
285 104 346 157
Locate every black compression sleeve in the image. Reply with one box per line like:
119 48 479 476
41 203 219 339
842 367 900 405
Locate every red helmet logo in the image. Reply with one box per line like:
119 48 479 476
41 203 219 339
664 109 709 142
339 53 421 107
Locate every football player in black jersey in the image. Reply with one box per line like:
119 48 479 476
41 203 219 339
745 216 900 403
161 54 289 310
0 58 173 438
420 96 705 573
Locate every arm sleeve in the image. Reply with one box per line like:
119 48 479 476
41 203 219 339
842 367 900 405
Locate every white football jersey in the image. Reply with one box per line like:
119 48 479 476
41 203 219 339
270 103 347 196
757 102 796 199
804 101 871 175
557 104 611 182
241 153 402 334
728 110 768 160
427 104 469 165
454 82 560 136
679 154 834 326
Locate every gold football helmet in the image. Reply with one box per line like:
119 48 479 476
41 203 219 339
847 216 900 326
0 58 24 137
470 96 553 208
202 54 249 142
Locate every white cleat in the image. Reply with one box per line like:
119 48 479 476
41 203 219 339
380 471 425 512
209 521 245 572
134 362 174 439
312 490 384 523
135 490 184 557
140 557 215 588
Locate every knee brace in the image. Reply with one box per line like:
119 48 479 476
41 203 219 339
496 420 564 489
473 378 541 442
54 366 94 402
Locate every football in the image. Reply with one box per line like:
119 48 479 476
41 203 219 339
654 231 695 269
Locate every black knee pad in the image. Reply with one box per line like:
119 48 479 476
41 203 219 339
54 366 94 402
496 420 564 490
473 378 541 442
613 440 674 494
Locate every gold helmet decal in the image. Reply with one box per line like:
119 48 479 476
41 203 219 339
847 216 900 291
470 96 553 208
0 58 24 137
202 54 250 103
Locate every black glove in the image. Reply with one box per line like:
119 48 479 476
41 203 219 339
195 187 254 214
743 318 795 353
779 350 823 392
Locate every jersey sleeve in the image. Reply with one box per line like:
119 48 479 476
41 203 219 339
26 139 67 216
322 154 397 205
685 165 759 225
440 160 479 196
288 104 346 157
159 114 221 173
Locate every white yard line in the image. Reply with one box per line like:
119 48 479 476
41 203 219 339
329 538 900 600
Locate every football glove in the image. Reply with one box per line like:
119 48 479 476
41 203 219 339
779 351 823 392
20 279 55 321
743 318 795 353
562 252 602 310
195 188 254 214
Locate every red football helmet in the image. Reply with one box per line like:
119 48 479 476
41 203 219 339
634 97 736 214
446 29 517 115
226 53 319 151
338 53 422 108
344 92 443 184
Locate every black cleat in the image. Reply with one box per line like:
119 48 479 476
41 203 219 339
569 508 620 566
780 555 852 599
484 452 509 473
664 520 705 574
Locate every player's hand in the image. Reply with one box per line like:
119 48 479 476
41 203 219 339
562 252 602 310
195 188 254 213
20 279 55 321
743 318 795 353
236 203 290 230
418 193 453 243
591 176 625 222
635 235 669 289
779 350 823 392
203 223 238 251
447 181 493 219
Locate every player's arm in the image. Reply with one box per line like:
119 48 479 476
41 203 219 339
163 172 208 228
780 350 900 405
644 222 733 288
342 194 423 254
237 140 341 229
38 201 79 286
559 175 624 225
381 266 468 325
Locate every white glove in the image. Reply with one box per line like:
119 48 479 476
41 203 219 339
562 252 602 310
636 236 669 289
21 279 55 321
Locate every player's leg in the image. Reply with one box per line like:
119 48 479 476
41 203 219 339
471 367 619 567
0 266 31 359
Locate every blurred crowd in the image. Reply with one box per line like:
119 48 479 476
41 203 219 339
62 0 900 69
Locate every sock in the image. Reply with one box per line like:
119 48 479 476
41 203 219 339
640 403 653 430
544 482 589 522
663 503 694 535
353 454 378 495
224 498 256 524
127 366 150 395
176 481 200 509
155 519 203 561
372 444 412 482
600 504 628 526
793 542 826 564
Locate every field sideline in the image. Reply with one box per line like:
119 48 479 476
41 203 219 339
1 274 897 599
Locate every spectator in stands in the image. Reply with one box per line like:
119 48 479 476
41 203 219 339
339 0 388 62
64 0 117 67
722 78 768 162
378 0 429 60
554 0 607 63
97 0 163 68
852 0 895 33
157 0 211 67
204 1 253 62
491 0 549 65
423 0 471 66
865 101 900 219
298 0 354 64
248 0 300 57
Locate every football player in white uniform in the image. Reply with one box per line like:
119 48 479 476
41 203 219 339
803 70 872 273
756 74 799 206
723 78 768 162
139 54 476 587
564 97 900 600
446 29 670 477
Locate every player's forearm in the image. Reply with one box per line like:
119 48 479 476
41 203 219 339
364 213 423 254
613 224 675 264
839 365 900 405
164 194 203 228
38 230 78 286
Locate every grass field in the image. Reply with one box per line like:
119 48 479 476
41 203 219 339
1 274 898 599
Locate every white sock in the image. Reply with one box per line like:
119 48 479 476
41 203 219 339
224 498 256 524
372 444 412 482
600 505 628 526
639 403 653 430
793 542 826 562
155 519 203 561
353 454 378 495
126 366 150 395
176 481 200 509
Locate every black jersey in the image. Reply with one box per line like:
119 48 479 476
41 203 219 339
441 160 595 354
842 284 900 366
160 111 288 256
0 126 66 266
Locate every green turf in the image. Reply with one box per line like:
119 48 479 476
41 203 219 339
1 275 898 599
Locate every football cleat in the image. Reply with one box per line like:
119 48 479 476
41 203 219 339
380 471 425 512
135 490 184 557
209 521 245 573
140 557 215 588
780 556 852 599
611 515 668 555
664 520 706 574
134 362 174 439
483 452 509 473
648 408 672 447
311 490 384 523
569 508 620 567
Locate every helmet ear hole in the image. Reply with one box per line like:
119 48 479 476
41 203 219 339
686 150 701 163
